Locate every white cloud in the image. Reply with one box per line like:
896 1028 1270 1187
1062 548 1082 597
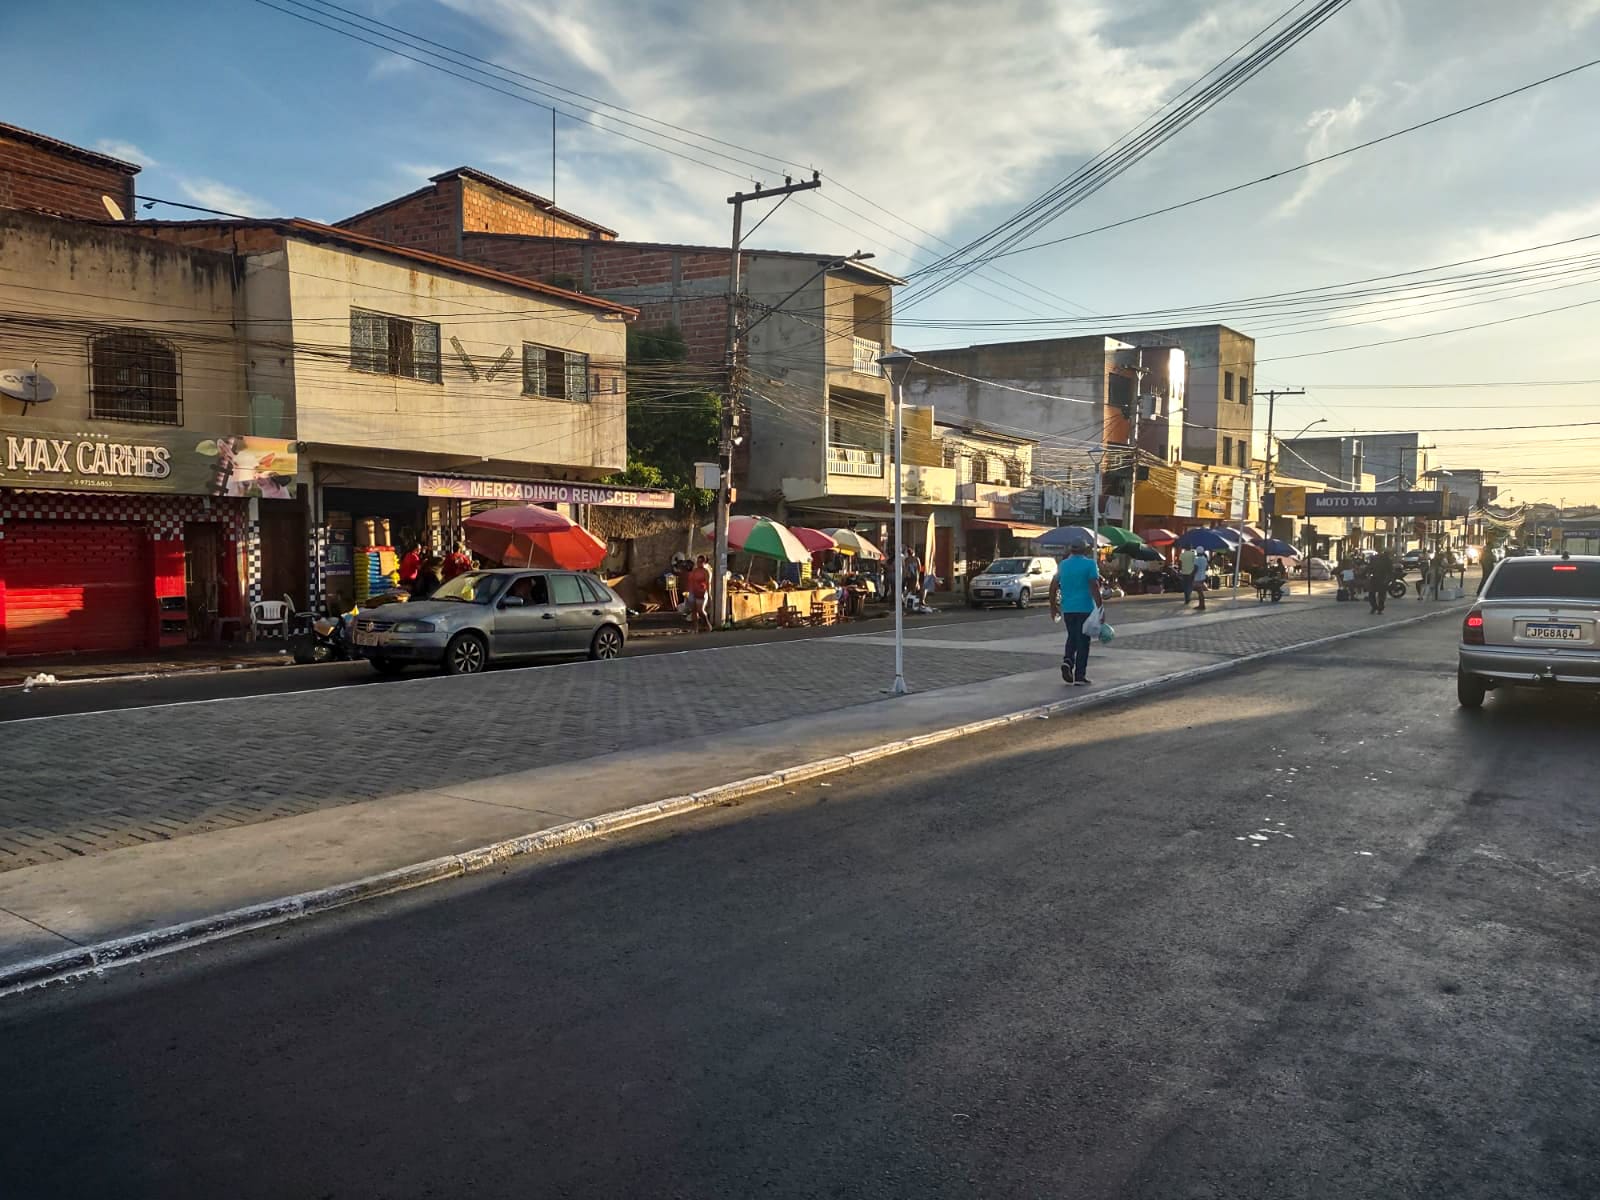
437 0 1287 267
1561 0 1600 28
368 53 418 80
1274 87 1380 218
1456 197 1600 260
177 178 273 218
95 139 154 167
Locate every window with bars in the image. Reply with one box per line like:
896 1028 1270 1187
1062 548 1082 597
90 332 182 424
1223 437 1234 466
350 308 441 383
522 343 590 402
1239 374 1249 403
1223 371 1235 402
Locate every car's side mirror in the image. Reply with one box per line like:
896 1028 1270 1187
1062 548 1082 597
500 596 526 608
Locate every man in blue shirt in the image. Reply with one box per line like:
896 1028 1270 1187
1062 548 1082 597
1055 541 1104 686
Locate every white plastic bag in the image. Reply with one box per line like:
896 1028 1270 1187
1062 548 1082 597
1082 606 1104 639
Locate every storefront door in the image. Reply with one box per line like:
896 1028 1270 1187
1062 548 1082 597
259 503 307 608
934 527 953 589
184 522 223 640
3 520 150 656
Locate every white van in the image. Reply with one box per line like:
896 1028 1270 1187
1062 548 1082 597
969 556 1058 609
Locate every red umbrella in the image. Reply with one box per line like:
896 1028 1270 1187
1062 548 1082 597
1141 527 1180 546
788 526 838 555
462 505 606 570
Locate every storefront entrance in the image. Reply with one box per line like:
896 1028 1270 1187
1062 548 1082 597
184 522 223 641
2 520 150 656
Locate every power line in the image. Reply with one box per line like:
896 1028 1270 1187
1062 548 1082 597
899 0 1356 310
966 54 1600 267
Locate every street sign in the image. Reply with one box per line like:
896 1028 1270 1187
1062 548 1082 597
1304 490 1444 517
1274 485 1307 516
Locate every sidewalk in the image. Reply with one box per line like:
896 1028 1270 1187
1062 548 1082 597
0 642 295 688
0 584 1456 984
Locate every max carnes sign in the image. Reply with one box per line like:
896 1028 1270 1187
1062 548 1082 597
1305 490 1444 517
1 421 298 497
417 474 674 509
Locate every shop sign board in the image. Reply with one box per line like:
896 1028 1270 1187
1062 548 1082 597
1273 485 1308 516
1305 490 1444 517
1174 471 1198 517
417 474 674 509
1 418 297 497
1009 490 1044 522
897 463 957 504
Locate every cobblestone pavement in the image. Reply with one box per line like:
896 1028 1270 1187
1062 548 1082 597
0 597 1454 872
0 640 1052 872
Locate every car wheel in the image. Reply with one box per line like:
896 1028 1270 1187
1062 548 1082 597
1457 668 1486 710
589 624 624 660
443 632 488 675
1016 587 1032 609
370 657 406 676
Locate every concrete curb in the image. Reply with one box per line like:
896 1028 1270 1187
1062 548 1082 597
0 604 1460 998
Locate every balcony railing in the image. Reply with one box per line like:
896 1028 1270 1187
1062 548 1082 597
851 336 883 376
828 443 884 478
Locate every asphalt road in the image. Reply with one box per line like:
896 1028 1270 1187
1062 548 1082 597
4 618 1596 1198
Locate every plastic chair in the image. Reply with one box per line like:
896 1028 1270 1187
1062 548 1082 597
250 600 290 640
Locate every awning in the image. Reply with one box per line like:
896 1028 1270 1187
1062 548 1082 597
966 518 1050 535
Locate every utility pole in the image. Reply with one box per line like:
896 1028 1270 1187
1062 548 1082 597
1125 350 1146 533
1254 386 1305 528
713 173 821 630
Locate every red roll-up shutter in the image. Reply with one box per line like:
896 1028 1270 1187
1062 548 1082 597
3 520 150 656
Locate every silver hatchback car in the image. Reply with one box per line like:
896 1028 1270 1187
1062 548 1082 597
353 568 628 675
1458 554 1600 708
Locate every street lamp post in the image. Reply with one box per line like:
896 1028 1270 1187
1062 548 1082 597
1276 417 1326 597
879 349 915 697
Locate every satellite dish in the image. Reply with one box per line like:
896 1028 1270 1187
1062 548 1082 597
0 368 57 412
102 195 126 221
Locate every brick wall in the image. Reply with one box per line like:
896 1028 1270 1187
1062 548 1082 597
0 133 137 221
459 235 731 360
460 180 606 241
339 178 463 257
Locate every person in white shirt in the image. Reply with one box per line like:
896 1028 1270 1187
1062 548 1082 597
1192 547 1211 611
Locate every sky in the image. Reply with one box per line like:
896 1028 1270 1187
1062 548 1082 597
5 0 1600 506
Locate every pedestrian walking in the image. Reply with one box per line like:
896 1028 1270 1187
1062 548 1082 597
902 548 922 614
1179 546 1196 606
686 554 713 633
1191 547 1211 611
1427 553 1446 600
1414 553 1428 599
1368 548 1395 613
1477 548 1495 596
1055 540 1104 687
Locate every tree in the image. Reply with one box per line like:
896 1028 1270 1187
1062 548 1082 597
614 324 719 511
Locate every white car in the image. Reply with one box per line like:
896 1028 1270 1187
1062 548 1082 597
1457 554 1600 708
969 556 1058 609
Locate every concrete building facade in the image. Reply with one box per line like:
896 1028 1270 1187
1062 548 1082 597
1116 324 1255 472
127 217 637 614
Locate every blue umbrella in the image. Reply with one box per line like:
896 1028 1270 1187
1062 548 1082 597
1037 525 1107 548
1173 528 1236 552
1254 537 1300 558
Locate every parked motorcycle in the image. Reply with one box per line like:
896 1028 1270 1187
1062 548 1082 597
289 607 353 664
